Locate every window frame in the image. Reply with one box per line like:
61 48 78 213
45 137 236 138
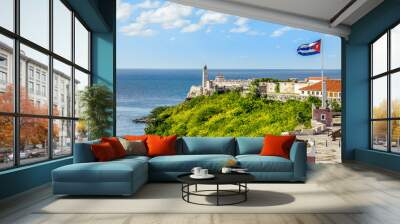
0 0 92 171
370 21 400 154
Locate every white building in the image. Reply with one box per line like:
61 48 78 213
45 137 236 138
0 41 76 150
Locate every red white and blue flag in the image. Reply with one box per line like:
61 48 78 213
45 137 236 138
297 40 321 56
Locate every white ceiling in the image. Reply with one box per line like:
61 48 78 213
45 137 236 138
171 0 384 38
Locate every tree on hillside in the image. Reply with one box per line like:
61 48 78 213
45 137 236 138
331 100 341 112
307 96 322 108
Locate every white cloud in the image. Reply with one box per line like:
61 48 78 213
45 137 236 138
136 0 161 9
181 11 228 33
181 23 202 33
169 37 176 41
117 0 161 21
117 0 133 21
120 2 193 36
136 2 192 29
120 22 157 37
270 26 295 37
229 17 264 35
200 11 228 25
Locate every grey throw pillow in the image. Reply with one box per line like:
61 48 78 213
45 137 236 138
118 138 147 156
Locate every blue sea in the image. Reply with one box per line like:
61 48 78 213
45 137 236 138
116 69 341 135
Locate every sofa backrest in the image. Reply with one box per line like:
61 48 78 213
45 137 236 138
235 137 264 155
74 137 269 161
73 139 100 163
179 137 236 155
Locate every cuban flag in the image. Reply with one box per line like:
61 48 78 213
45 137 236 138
297 40 321 56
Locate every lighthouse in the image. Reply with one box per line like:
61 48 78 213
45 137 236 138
202 65 208 88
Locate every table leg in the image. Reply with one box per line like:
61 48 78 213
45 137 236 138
195 184 198 192
217 184 220 206
245 183 247 201
187 184 190 202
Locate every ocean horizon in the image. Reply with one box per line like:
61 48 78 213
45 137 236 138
116 68 341 135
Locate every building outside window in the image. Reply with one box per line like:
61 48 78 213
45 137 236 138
35 83 40 95
0 0 91 170
0 54 7 67
371 23 400 153
28 67 34 80
28 81 34 94
41 85 46 97
41 73 46 83
0 71 6 85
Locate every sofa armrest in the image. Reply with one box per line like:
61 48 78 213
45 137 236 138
73 141 99 163
289 141 307 181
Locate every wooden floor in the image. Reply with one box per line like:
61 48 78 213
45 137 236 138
1 162 400 224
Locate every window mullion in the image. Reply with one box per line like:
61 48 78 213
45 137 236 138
13 0 21 167
48 0 54 160
71 10 76 155
388 30 391 152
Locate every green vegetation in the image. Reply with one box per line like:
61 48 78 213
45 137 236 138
80 84 113 139
145 92 314 137
331 100 341 112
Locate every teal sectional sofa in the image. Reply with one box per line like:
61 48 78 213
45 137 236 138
52 137 306 196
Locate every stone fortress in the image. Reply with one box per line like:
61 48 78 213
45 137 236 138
187 65 341 105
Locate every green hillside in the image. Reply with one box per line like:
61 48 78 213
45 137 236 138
145 92 314 137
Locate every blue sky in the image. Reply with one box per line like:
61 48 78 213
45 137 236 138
117 0 341 70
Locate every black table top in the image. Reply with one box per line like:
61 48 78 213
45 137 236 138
177 172 255 185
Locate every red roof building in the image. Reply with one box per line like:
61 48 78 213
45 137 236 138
299 79 341 100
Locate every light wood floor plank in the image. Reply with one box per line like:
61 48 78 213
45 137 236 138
1 162 400 224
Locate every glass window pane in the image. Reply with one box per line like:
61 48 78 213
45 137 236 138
74 69 89 118
372 76 387 119
20 0 49 49
75 18 89 70
0 0 14 31
372 121 388 151
391 24 400 70
391 72 400 118
53 0 72 60
53 59 72 117
75 120 88 143
20 117 49 165
20 44 49 115
372 33 387 76
0 116 14 170
0 35 14 112
53 119 72 157
391 120 400 153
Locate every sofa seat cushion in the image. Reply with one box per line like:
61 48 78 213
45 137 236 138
236 155 293 172
53 159 147 183
117 155 150 163
149 155 235 172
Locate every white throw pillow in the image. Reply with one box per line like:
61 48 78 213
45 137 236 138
118 138 147 156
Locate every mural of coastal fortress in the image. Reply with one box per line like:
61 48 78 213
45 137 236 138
181 65 342 163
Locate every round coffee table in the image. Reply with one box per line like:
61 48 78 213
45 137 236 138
177 173 255 206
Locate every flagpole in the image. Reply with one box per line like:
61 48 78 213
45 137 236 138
321 38 327 109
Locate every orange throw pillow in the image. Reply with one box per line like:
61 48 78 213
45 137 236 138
101 137 127 158
91 142 117 162
260 135 296 159
124 135 148 141
146 135 177 157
